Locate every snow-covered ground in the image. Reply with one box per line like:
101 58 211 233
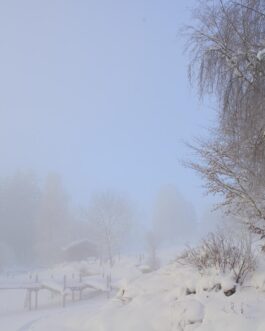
1 251 265 331
0 255 144 331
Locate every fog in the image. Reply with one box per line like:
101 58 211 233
1 1 264 330
152 185 197 245
0 173 203 269
0 0 220 323
0 0 219 272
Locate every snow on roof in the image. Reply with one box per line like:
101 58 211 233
62 239 97 251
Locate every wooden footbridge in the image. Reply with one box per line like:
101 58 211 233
0 273 112 310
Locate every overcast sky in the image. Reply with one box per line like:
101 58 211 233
0 0 217 217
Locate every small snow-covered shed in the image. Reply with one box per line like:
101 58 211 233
62 239 98 262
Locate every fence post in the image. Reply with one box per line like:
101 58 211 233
28 290 32 311
33 275 38 310
35 290 38 310
63 275 66 290
62 275 66 308
106 274 112 298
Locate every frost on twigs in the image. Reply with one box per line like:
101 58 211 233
186 0 265 242
177 229 256 285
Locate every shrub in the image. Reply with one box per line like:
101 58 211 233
178 229 256 284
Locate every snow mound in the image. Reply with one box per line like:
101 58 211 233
173 298 205 328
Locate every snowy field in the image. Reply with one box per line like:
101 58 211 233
1 252 265 331
0 256 146 331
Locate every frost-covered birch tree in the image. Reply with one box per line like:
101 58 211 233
185 0 265 237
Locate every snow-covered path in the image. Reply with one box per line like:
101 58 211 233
0 257 143 331
0 292 109 331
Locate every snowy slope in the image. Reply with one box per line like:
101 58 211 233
1 254 265 331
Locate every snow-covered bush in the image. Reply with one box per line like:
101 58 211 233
178 230 256 284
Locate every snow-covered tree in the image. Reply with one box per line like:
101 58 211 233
145 230 160 270
0 172 40 265
186 0 265 237
152 186 197 244
36 173 71 264
86 192 133 266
